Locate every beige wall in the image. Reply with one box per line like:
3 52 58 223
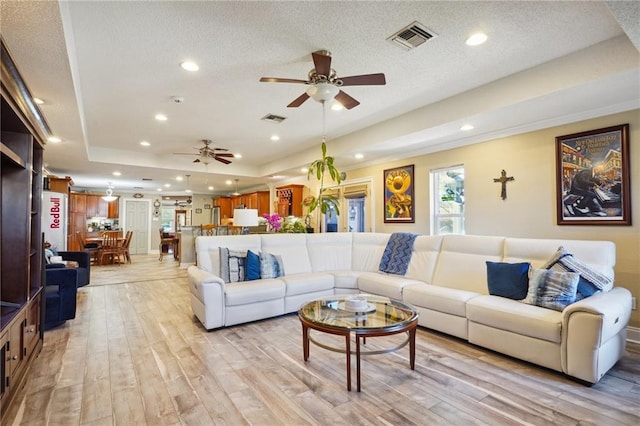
341 110 639 327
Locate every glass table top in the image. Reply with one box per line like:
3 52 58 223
298 294 418 331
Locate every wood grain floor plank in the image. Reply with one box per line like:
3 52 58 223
3 254 638 425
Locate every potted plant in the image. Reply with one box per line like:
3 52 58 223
306 141 342 231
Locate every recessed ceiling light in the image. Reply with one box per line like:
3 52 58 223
176 176 183 181
466 32 487 46
155 113 168 121
185 189 192 193
140 141 150 147
225 180 232 185
34 98 45 105
112 171 121 176
164 183 171 188
460 124 474 131
157 188 162 191
234 153 242 159
331 101 344 111
301 167 308 173
180 61 199 72
47 136 61 143
270 135 280 141
355 153 364 159
271 175 284 179
208 186 214 191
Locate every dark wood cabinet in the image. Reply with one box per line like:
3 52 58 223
276 184 305 217
1 39 45 421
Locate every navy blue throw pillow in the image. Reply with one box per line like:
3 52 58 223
486 261 531 300
246 250 261 281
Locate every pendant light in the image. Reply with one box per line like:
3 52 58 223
232 179 240 196
102 182 117 202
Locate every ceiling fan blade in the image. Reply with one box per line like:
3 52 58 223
215 157 232 165
173 152 198 155
335 90 360 110
212 147 229 151
214 153 235 158
193 158 201 163
312 51 332 77
339 73 386 86
287 92 310 108
260 77 308 84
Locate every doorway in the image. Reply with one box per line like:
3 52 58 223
124 200 150 254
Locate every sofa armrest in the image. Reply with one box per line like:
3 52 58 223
561 286 632 383
188 266 226 329
563 287 632 340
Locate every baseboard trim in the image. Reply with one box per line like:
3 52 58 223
627 326 640 344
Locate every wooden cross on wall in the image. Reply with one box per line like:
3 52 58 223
493 169 514 200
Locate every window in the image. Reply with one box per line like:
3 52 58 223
431 166 465 235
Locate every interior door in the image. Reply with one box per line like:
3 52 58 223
125 200 149 255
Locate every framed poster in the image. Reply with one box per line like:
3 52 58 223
195 208 203 214
556 123 630 225
204 204 211 209
384 164 415 223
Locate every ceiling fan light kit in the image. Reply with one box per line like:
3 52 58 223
260 50 386 109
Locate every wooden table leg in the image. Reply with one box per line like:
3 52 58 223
409 325 416 370
302 324 309 361
345 333 351 391
356 334 361 392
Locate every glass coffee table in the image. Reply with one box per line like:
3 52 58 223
298 294 419 392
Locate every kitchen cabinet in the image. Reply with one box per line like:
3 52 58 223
213 196 232 220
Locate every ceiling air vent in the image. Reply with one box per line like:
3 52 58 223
388 21 437 50
261 113 287 124
142 178 153 181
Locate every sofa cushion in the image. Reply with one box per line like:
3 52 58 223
196 235 262 275
432 235 504 293
405 235 443 282
224 279 285 306
467 295 563 343
523 268 579 311
403 283 478 317
282 273 334 296
261 234 312 275
332 271 362 289
352 233 390 272
358 272 424 300
307 233 353 272
219 247 246 283
542 246 613 298
486 261 530 300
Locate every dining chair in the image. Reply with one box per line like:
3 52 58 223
217 225 229 236
77 231 100 265
121 230 133 263
201 224 217 236
99 232 124 265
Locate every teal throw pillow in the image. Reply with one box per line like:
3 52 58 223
522 268 579 311
259 252 285 279
486 261 531 300
246 250 261 281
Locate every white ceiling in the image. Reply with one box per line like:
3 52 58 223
1 1 639 196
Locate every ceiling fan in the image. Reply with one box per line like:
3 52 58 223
260 50 386 110
173 139 234 165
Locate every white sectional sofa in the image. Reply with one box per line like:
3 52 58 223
187 232 632 384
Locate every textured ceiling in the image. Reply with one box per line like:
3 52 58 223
1 1 639 196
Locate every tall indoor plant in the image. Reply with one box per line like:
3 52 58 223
306 141 342 231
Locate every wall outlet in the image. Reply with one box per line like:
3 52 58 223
633 297 637 310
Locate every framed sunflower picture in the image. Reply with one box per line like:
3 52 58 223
384 164 415 223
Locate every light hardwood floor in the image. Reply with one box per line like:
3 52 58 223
5 254 640 425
